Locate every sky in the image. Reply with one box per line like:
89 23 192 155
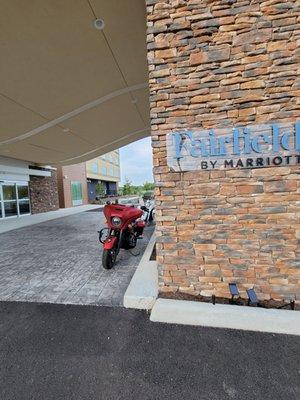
119 137 153 186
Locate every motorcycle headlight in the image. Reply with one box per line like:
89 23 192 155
111 216 122 227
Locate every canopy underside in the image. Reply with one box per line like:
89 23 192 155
0 0 150 165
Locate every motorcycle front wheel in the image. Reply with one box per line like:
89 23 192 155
102 249 116 269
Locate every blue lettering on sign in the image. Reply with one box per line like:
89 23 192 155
168 122 300 171
173 122 300 159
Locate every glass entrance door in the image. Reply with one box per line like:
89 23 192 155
2 183 18 218
0 182 30 218
17 184 30 215
0 187 2 219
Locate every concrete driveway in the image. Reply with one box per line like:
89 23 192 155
0 210 154 306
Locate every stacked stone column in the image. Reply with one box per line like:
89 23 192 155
146 0 300 302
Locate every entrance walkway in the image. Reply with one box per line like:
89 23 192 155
0 210 154 306
0 204 101 234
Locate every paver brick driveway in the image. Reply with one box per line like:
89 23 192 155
0 210 154 306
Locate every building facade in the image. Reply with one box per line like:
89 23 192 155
56 151 120 207
147 0 299 302
56 163 89 208
86 151 120 200
0 149 120 216
0 156 59 218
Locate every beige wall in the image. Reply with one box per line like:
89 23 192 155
86 150 120 183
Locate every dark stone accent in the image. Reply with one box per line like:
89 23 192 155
29 170 59 214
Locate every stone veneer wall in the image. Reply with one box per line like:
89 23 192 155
146 0 300 301
29 170 59 214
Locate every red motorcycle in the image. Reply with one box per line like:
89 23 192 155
98 202 146 269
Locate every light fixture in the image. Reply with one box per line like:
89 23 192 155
246 288 258 306
94 18 105 30
229 283 239 297
229 282 240 304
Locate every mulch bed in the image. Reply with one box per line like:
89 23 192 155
159 292 297 311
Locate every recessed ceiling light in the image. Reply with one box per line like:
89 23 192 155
94 18 105 30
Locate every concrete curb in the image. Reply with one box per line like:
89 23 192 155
0 204 102 233
123 232 158 310
150 298 300 336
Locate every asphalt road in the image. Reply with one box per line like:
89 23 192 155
0 301 299 400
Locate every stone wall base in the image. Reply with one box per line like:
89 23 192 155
29 170 59 214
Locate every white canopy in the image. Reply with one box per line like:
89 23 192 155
0 0 149 165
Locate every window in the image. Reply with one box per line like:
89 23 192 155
2 183 17 217
90 162 98 174
0 182 30 218
101 165 107 175
17 185 29 199
3 184 16 200
19 201 30 215
71 181 83 206
4 201 18 217
17 185 30 215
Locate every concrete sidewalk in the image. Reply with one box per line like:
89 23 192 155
0 301 299 400
123 232 158 309
0 204 101 233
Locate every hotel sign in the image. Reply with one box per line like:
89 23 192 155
166 122 300 171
